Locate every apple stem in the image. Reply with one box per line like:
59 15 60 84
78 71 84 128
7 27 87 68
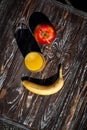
45 38 50 44
42 32 50 44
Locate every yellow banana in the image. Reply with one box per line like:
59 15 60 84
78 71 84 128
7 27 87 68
22 67 64 96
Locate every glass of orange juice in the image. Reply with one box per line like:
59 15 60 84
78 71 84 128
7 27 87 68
24 52 45 72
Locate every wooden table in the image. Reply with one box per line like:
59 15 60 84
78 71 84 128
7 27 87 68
0 0 87 130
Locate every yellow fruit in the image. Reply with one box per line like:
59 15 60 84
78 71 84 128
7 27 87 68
22 67 64 96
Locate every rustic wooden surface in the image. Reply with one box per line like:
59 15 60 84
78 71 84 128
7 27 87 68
0 0 87 130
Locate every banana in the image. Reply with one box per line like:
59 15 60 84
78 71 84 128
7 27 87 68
22 67 64 96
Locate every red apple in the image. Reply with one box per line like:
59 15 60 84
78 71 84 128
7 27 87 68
34 24 56 44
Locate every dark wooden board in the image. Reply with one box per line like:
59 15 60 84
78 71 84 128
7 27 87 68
0 0 87 130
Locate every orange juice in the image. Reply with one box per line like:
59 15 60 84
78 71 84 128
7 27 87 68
24 52 45 72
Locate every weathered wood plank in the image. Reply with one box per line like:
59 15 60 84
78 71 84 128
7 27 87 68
0 0 87 130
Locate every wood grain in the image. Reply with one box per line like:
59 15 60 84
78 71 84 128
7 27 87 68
0 0 87 130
